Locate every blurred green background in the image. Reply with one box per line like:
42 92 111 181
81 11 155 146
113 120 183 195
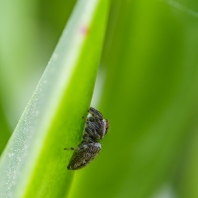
1 0 198 197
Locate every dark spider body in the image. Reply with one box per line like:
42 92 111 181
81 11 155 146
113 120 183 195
64 107 108 170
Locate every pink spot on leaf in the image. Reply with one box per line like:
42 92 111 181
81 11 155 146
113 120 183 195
79 26 89 35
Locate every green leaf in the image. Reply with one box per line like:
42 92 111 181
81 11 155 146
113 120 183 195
0 0 109 197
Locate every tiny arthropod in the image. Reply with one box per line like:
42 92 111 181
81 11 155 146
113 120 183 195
64 107 109 170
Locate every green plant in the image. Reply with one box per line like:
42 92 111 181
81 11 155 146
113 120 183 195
0 0 109 197
1 0 198 198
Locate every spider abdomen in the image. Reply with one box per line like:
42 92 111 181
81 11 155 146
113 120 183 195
67 142 101 170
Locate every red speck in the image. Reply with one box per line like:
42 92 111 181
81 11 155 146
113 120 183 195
79 26 89 35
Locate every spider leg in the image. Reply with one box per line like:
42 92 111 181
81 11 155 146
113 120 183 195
88 107 103 120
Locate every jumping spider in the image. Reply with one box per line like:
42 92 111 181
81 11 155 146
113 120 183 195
64 107 109 170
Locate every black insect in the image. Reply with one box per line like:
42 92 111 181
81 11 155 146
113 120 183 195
64 107 109 170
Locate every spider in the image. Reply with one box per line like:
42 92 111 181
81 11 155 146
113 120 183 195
64 107 109 170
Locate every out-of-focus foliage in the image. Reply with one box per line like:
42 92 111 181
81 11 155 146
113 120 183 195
1 0 198 197
69 0 198 198
0 101 10 154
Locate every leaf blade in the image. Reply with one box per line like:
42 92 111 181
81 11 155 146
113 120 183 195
0 0 109 197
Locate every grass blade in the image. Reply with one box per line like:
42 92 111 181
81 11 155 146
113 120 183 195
0 0 109 197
